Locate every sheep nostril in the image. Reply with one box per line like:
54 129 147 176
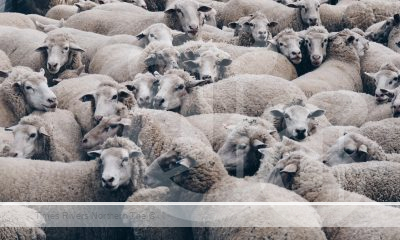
145 96 150 101
82 138 88 144
102 177 114 183
94 116 103 122
11 152 18 158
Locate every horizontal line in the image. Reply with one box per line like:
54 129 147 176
1 202 400 206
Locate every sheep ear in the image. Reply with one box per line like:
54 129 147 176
35 21 46 31
80 93 95 102
136 33 146 40
35 44 48 52
125 84 136 92
281 163 298 173
76 65 85 75
328 32 338 41
129 150 142 158
39 68 45 75
286 2 304 8
0 69 10 78
252 139 267 149
394 14 400 25
183 60 200 70
52 78 63 84
198 5 212 12
228 22 239 29
358 144 368 154
177 157 195 168
217 58 232 67
39 127 49 137
268 21 278 28
69 42 85 52
4 126 16 132
87 150 102 158
144 53 157 66
267 39 277 46
185 79 207 89
269 130 277 135
258 147 268 156
164 6 176 14
364 72 376 79
12 81 22 93
308 109 325 119
118 118 132 126
270 109 285 118
117 89 131 102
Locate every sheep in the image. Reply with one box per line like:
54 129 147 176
65 0 213 40
360 42 400 95
152 70 307 117
28 14 63 28
381 86 400 118
143 138 327 239
332 161 400 202
5 109 84 162
45 0 98 20
308 90 392 127
366 14 399 44
0 127 13 157
216 0 325 34
92 1 146 11
227 11 278 47
262 99 327 141
359 118 400 154
364 62 400 103
388 21 400 53
0 66 57 128
267 28 304 66
124 72 159 108
264 140 400 240
292 29 366 97
52 75 135 133
89 42 179 83
0 206 46 240
0 26 84 85
0 50 12 84
0 12 36 29
0 137 146 202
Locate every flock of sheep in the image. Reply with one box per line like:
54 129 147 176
2 0 400 239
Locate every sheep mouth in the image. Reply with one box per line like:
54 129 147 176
42 104 57 111
375 98 388 104
103 184 119 191
290 56 302 64
311 60 322 67
187 30 198 36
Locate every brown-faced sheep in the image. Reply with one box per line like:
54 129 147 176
5 109 84 162
0 137 146 202
153 70 307 117
0 66 57 128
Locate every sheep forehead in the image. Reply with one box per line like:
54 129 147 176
161 74 185 84
276 32 301 42
101 148 129 162
96 86 118 97
174 0 199 11
376 70 398 80
303 0 320 7
285 105 310 118
249 17 269 25
305 32 328 41
13 125 37 135
159 48 179 57
133 74 156 85
45 34 71 47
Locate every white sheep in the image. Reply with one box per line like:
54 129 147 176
123 72 159 108
0 12 36 29
292 29 366 97
0 66 57 128
5 109 85 162
365 14 399 44
51 74 134 133
142 138 327 239
308 90 392 127
152 69 307 117
264 140 400 240
92 1 147 11
0 49 12 83
89 42 179 83
0 137 146 202
267 28 304 66
0 26 84 85
65 0 212 40
45 0 98 20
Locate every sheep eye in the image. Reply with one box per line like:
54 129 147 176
308 43 312 47
25 86 32 90
356 39 359 42
110 124 118 129
390 81 393 85
29 133 37 138
149 34 155 38
237 144 247 150
284 114 290 119
394 77 398 81
111 95 118 100
279 42 283 46
396 42 400 47
321 43 324 47
64 47 69 51
104 127 110 132
122 157 129 162
176 84 184 90
324 39 327 43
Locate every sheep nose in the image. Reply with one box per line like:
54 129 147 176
139 96 150 103
47 97 56 104
189 25 199 31
375 93 384 97
10 152 18 158
102 176 115 184
259 31 267 35
154 97 165 107
292 51 301 56
82 138 88 144
94 115 103 122
296 128 306 135
309 18 318 25
48 63 58 70
312 55 321 60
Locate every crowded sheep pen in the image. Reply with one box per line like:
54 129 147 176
2 0 400 239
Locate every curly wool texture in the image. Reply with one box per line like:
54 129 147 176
360 118 400 154
308 90 392 127
0 206 46 240
187 113 277 152
18 109 84 162
179 74 307 117
0 138 144 202
0 66 43 127
123 108 211 164
293 29 362 97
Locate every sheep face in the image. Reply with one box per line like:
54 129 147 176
271 104 325 141
82 116 131 151
303 30 328 67
242 16 278 45
125 0 147 9
269 30 303 64
6 124 49 159
144 47 179 74
11 69 58 112
36 33 84 75
348 32 369 57
201 8 217 27
182 48 232 82
136 23 181 47
217 122 277 178
80 85 133 123
89 147 141 190
323 133 373 166
164 0 212 37
287 0 322 27
365 64 400 103
126 73 159 108
228 16 252 37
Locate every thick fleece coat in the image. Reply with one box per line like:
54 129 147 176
0 12 36 29
308 90 392 127
0 50 12 83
